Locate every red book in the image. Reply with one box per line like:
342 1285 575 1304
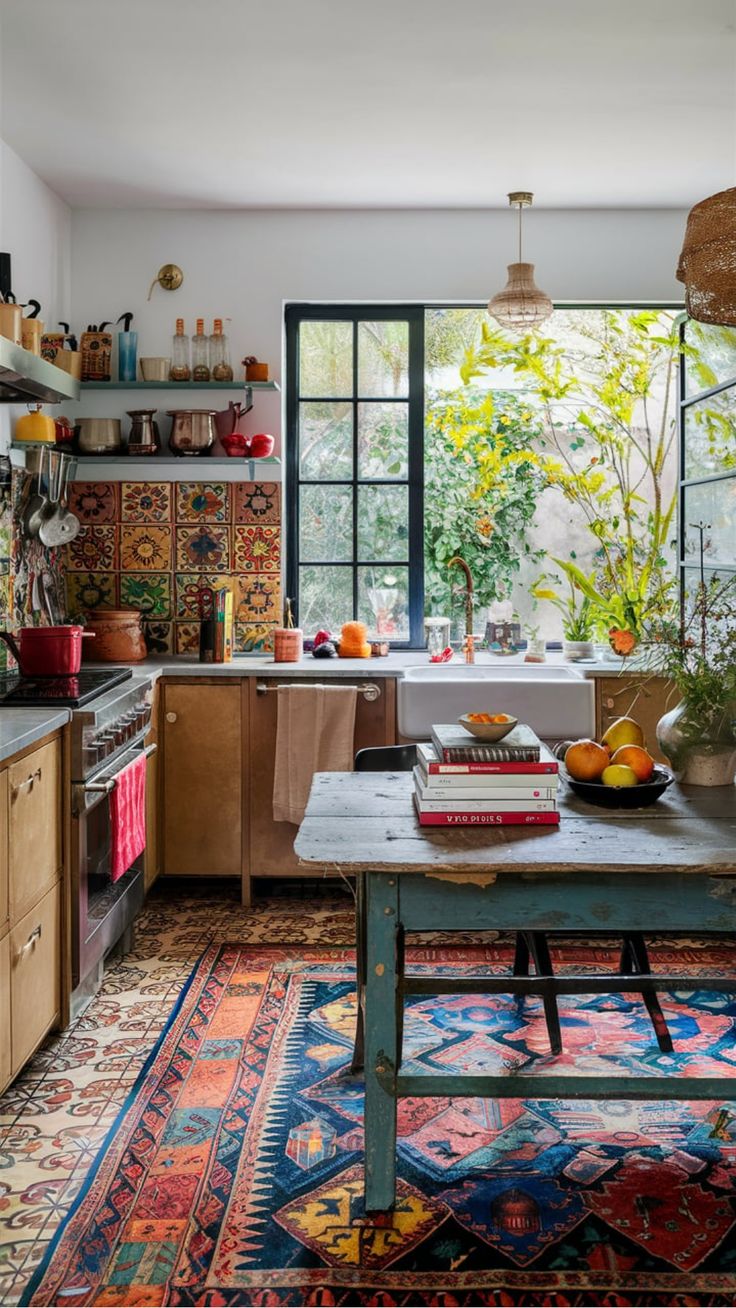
417 742 558 776
413 797 560 827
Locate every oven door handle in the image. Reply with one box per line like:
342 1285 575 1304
83 742 157 793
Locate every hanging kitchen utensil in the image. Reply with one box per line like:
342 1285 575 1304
55 458 80 542
39 452 66 546
41 571 60 625
23 446 50 538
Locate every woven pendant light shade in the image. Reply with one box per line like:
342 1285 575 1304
676 187 736 326
487 192 553 332
487 262 553 330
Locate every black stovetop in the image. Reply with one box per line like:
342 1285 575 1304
0 667 133 708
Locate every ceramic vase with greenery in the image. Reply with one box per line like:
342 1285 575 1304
649 572 736 786
532 567 596 661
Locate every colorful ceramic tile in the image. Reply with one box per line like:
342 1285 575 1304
66 526 118 572
68 482 118 524
121 481 172 523
120 525 172 572
120 572 172 618
234 621 276 653
233 572 281 623
176 525 230 573
66 571 118 617
143 620 173 654
176 482 230 524
175 573 233 620
232 525 280 573
233 482 280 525
175 621 201 655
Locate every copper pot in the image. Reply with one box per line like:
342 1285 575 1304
83 609 147 663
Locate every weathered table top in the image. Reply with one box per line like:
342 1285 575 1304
295 771 736 876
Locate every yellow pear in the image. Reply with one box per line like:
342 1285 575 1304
601 763 638 788
601 716 644 753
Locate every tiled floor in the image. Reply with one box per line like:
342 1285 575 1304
0 880 356 1305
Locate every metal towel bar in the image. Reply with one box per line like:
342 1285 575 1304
256 681 381 702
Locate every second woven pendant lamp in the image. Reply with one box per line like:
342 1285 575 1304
487 192 553 331
677 187 736 326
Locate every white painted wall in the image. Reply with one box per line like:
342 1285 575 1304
0 139 72 449
70 207 688 454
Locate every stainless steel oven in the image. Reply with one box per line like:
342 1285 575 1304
70 674 155 1004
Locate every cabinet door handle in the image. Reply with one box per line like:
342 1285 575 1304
166 712 177 724
605 697 615 709
11 767 42 799
14 924 42 963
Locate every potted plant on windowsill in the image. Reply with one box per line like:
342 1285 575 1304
532 567 596 661
648 568 736 786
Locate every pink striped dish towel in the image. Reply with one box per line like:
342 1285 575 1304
109 751 147 883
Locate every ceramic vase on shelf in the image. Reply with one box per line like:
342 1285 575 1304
562 638 595 662
656 701 736 786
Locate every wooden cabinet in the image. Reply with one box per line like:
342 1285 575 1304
9 738 61 920
0 932 9 1092
161 681 244 879
10 884 60 1076
247 677 396 889
0 732 63 1096
595 674 675 764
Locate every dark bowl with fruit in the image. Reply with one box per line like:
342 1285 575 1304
563 765 674 809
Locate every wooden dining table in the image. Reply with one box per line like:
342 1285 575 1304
294 769 736 1211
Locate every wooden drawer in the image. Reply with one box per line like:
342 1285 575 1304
10 883 60 1075
9 739 61 921
0 931 10 1093
0 770 7 933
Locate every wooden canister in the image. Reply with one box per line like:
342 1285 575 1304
21 318 43 355
273 627 303 662
0 302 22 346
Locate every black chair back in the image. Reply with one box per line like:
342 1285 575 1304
354 744 418 772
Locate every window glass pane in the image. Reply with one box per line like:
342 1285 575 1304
357 484 409 561
299 320 353 397
358 566 410 640
682 566 734 604
683 387 736 480
685 320 736 397
299 402 353 480
683 480 736 568
299 566 353 633
300 484 353 562
358 321 409 397
357 402 409 479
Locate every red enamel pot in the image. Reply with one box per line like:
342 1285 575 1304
0 625 93 676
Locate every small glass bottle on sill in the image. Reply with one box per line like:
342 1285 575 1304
209 318 233 382
192 318 210 382
169 318 191 381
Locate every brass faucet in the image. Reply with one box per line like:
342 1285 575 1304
447 556 475 664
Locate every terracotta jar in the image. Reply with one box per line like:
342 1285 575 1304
83 609 147 663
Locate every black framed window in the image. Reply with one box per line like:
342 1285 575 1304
679 319 736 599
285 305 424 647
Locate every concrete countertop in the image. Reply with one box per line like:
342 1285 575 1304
0 708 71 764
136 652 654 680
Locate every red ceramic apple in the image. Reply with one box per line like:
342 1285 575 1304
249 432 275 458
221 432 249 458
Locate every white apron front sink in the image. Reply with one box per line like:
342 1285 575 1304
397 662 595 741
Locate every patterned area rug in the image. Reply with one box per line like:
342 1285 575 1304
21 941 736 1307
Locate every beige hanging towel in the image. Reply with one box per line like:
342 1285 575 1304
273 683 358 825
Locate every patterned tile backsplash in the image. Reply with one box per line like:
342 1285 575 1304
65 480 282 655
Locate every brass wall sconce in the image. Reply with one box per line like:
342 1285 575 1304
147 264 184 300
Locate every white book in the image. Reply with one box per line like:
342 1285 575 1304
414 765 558 794
413 775 557 813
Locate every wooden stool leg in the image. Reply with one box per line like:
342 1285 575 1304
352 872 366 1073
527 932 563 1056
396 924 406 1069
624 932 674 1054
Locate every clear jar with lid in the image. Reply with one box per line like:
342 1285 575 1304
170 318 191 381
209 318 233 382
192 318 210 382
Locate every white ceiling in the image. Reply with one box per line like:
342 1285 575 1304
2 0 735 210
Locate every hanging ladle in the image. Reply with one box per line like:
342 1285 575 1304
23 446 49 538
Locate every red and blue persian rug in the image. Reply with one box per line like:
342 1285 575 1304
21 941 736 1307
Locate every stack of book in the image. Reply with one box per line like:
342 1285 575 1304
413 724 560 827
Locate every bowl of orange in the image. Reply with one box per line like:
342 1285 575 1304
458 712 517 742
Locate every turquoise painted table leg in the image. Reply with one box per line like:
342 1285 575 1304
364 872 399 1211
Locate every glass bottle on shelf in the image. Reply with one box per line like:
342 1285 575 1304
169 318 191 381
209 318 233 382
191 318 210 382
